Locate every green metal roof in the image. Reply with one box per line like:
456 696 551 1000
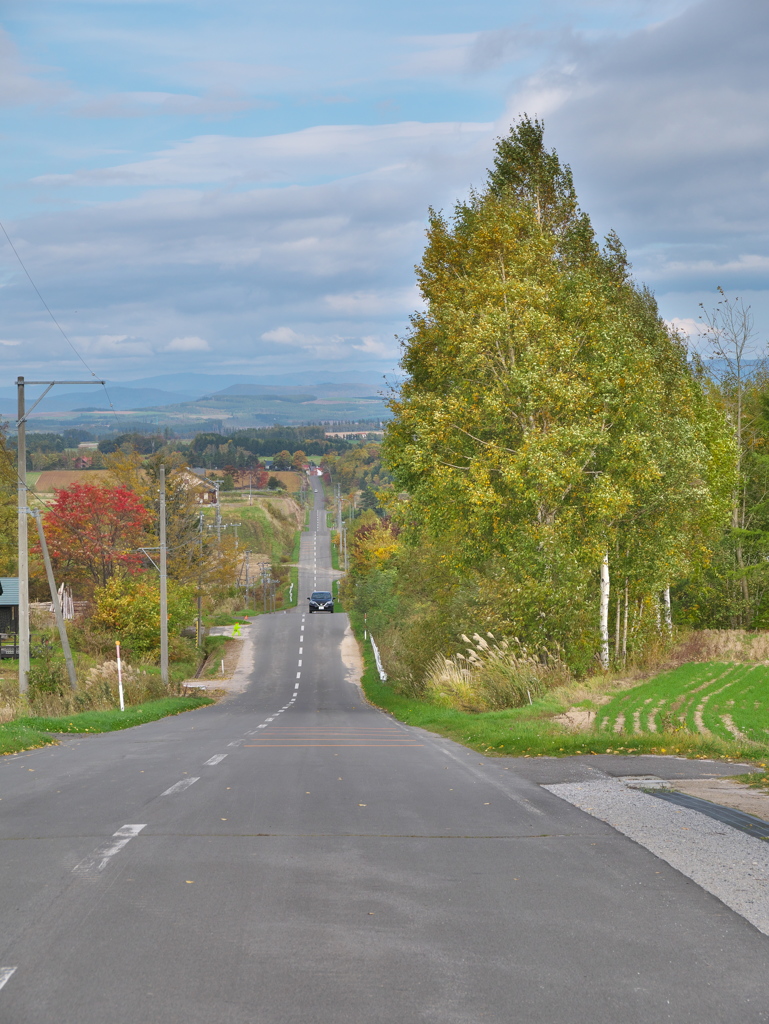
0 579 19 606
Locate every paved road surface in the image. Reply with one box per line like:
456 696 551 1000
0 479 767 1022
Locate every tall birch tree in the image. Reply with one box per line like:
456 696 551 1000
384 118 733 669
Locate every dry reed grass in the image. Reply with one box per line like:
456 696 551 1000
0 659 171 720
424 632 570 712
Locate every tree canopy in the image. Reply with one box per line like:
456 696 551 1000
380 117 734 670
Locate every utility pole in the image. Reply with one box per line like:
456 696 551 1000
16 376 103 693
214 481 222 542
17 378 29 693
259 561 270 614
159 465 168 686
31 510 77 690
197 512 204 647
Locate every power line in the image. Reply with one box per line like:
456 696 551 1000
0 221 121 427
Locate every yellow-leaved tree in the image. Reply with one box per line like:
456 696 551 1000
382 117 734 672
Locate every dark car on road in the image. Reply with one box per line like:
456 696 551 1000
309 591 334 613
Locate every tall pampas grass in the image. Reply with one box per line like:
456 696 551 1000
424 632 569 712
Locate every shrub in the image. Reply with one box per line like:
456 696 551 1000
24 658 172 718
28 659 69 696
423 632 569 712
89 575 196 658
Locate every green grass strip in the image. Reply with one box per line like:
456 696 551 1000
350 613 764 764
1 696 213 755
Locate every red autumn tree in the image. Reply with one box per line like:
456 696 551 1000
37 483 152 592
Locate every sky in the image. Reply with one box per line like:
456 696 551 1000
1 0 767 384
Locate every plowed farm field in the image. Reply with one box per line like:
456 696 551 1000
33 470 115 492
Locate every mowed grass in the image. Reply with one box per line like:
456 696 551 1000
0 696 213 756
595 662 769 746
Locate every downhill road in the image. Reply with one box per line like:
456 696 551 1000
0 478 767 1022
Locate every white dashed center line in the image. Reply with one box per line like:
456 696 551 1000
203 754 228 766
161 777 200 796
0 968 17 991
74 824 147 874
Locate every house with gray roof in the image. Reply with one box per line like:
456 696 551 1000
0 578 19 637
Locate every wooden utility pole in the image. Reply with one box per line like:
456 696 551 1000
16 376 103 693
17 378 29 692
31 510 77 689
159 464 168 686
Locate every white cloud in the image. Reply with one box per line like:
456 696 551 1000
32 120 493 188
398 29 533 78
323 286 421 316
165 335 210 351
665 317 703 339
0 29 70 108
74 91 259 119
261 327 304 345
352 335 396 357
6 0 768 380
0 339 21 347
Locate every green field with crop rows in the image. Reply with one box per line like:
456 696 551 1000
596 663 769 745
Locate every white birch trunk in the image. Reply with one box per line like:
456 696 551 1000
663 587 672 632
599 551 610 670
622 580 629 663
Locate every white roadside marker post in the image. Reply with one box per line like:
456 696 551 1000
116 641 125 711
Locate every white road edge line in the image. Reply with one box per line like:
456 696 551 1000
161 777 200 796
74 824 147 874
0 968 17 991
204 754 228 766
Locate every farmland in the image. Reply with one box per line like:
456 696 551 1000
595 662 769 746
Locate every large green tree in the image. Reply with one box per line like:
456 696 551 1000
383 117 734 671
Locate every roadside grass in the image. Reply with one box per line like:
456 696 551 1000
204 609 252 627
0 696 213 755
286 526 302 607
733 769 769 790
350 612 763 763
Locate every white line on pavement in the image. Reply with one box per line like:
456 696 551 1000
0 968 17 991
203 754 228 766
296 672 301 679
74 824 147 873
161 777 200 796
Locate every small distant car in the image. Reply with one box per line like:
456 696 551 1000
309 591 334 613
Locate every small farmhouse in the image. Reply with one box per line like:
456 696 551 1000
180 469 218 504
0 578 19 636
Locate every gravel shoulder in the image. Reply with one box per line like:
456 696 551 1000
546 777 769 936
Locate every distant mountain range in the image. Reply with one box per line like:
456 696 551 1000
0 371 396 416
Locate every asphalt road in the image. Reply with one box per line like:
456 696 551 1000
0 478 767 1022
